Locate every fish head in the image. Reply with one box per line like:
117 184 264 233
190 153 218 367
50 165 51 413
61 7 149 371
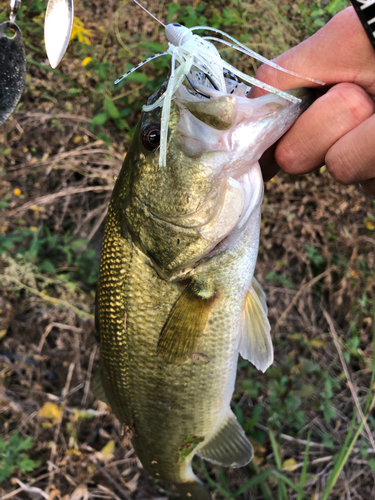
116 81 314 278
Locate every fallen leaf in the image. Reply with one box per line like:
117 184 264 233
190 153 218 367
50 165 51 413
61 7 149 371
38 402 63 425
282 457 299 471
48 485 61 500
99 439 115 461
66 449 82 456
69 484 88 500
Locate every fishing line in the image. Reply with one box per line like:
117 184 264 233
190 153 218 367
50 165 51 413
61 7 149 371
132 0 165 27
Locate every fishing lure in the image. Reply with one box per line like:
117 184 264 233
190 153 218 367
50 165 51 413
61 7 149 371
116 0 324 167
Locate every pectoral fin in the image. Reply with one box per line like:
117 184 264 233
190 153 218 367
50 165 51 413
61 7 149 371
239 281 273 372
251 277 268 314
157 285 216 364
90 367 111 406
197 409 253 467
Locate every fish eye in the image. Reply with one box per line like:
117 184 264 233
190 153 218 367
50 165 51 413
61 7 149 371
142 124 161 151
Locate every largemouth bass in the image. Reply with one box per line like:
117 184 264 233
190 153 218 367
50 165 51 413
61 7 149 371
93 77 314 499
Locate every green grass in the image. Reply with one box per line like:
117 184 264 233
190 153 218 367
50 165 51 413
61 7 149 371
3 0 374 499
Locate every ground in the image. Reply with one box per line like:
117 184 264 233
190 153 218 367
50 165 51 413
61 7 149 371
1 1 375 499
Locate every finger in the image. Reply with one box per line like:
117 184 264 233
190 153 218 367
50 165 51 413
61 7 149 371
274 83 375 174
325 112 375 186
249 7 375 98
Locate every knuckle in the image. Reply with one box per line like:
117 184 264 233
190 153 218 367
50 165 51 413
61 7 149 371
255 63 272 82
255 63 283 89
275 140 301 173
328 83 375 125
325 148 355 185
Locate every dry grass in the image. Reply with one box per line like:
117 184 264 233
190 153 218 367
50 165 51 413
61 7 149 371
1 0 374 499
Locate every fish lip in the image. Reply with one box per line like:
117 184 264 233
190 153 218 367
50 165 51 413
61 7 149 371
175 85 315 141
172 86 316 188
285 87 316 111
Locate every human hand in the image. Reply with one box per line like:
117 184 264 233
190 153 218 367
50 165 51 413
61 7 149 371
250 7 375 196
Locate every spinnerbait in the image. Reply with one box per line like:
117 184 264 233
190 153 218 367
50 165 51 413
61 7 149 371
116 0 324 167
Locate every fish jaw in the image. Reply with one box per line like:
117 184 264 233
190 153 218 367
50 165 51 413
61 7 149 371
115 86 314 278
174 87 315 179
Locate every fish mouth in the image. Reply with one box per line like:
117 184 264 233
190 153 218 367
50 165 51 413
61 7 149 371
146 85 315 238
166 85 316 245
174 84 315 173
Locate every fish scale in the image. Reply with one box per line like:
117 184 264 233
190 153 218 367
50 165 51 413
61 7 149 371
97 186 260 490
94 84 315 499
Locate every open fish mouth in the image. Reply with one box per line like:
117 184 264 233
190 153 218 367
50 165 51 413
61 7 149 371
120 75 317 277
146 82 315 237
174 80 315 163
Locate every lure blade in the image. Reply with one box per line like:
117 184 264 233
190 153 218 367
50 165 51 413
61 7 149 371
44 0 74 68
0 22 26 126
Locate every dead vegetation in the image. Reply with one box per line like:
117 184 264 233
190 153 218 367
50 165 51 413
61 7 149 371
1 0 374 499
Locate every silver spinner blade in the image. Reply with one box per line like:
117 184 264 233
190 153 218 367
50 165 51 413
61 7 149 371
44 0 74 68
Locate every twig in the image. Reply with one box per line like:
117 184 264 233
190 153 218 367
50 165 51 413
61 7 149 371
38 322 83 353
1 275 94 320
73 202 108 237
50 363 75 465
97 484 124 500
282 455 334 471
87 206 108 243
275 269 330 330
62 362 75 400
2 470 60 499
90 456 133 500
358 235 375 246
0 355 23 378
18 112 92 122
13 479 49 499
10 186 114 216
82 344 98 406
56 193 71 229
323 310 375 453
277 430 375 454
47 460 77 487
0 487 24 500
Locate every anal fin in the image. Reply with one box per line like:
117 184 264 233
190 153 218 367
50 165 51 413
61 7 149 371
157 284 216 364
239 281 273 373
197 410 253 468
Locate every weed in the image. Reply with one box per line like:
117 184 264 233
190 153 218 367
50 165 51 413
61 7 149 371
1 0 373 498
0 431 41 483
0 226 98 287
265 271 294 289
298 0 349 36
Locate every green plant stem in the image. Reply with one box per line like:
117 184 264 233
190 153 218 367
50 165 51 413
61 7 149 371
321 392 375 500
365 308 375 414
297 429 312 500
